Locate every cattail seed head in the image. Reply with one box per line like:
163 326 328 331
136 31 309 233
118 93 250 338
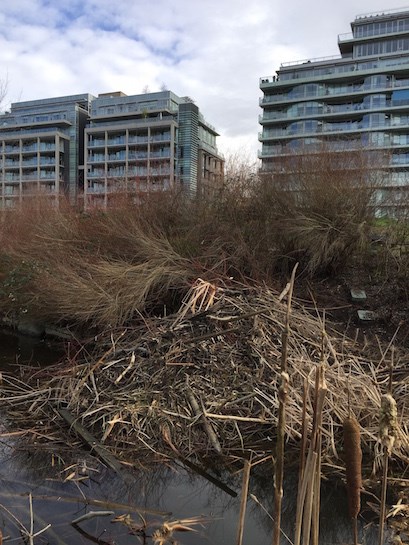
380 393 398 455
343 416 362 519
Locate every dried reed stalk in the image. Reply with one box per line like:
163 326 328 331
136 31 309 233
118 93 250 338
379 356 398 545
294 377 309 545
294 363 327 545
186 385 222 455
312 364 327 545
343 416 362 545
272 263 298 545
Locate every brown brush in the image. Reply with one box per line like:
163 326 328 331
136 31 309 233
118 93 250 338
343 416 362 545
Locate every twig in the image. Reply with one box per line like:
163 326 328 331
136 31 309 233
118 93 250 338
72 511 115 524
186 385 222 455
236 456 252 545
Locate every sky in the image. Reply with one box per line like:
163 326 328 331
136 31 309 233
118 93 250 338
1 0 409 160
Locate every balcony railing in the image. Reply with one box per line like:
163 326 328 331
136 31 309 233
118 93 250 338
88 140 106 147
88 170 106 178
260 79 409 106
88 155 105 163
260 56 409 87
260 116 409 140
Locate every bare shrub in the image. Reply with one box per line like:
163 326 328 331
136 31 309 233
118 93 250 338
256 143 381 275
0 144 383 327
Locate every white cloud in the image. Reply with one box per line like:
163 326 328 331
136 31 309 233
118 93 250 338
0 0 409 158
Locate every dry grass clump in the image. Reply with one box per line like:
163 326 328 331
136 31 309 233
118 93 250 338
0 195 199 327
371 211 409 304
36 240 193 327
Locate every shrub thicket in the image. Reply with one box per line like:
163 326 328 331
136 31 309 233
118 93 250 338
0 146 383 328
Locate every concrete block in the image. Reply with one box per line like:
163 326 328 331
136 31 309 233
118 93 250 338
350 289 367 303
357 310 376 322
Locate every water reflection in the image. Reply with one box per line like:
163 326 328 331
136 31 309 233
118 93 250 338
0 438 386 545
0 443 271 544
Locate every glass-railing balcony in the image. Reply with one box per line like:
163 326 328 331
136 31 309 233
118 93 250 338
128 136 149 144
130 169 148 176
39 158 55 165
39 143 57 152
107 169 125 177
392 154 409 164
39 172 56 179
106 137 126 146
22 172 39 180
259 117 409 139
88 170 106 178
150 151 171 158
86 185 106 194
107 153 126 161
128 152 148 160
3 187 18 195
88 140 106 147
151 133 171 142
88 154 105 163
260 102 394 122
260 79 409 106
260 55 409 87
150 169 171 176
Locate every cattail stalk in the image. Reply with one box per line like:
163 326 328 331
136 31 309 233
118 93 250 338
294 363 327 545
379 387 398 545
343 416 362 545
311 364 327 545
295 377 309 529
272 263 298 545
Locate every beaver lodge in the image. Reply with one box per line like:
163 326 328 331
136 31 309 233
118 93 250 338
1 277 409 541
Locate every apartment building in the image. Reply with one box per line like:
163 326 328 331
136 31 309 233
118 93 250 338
0 94 93 208
84 91 223 209
0 91 223 209
259 8 409 207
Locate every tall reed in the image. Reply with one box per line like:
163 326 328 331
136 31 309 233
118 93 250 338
272 264 297 545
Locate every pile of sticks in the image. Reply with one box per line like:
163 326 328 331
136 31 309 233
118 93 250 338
1 279 408 476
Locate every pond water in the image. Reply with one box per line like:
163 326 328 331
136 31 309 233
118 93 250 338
0 330 386 544
0 328 65 369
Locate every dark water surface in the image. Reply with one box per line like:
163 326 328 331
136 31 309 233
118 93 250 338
0 328 65 369
0 331 385 544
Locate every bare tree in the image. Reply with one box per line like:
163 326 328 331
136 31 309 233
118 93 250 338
0 75 8 109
